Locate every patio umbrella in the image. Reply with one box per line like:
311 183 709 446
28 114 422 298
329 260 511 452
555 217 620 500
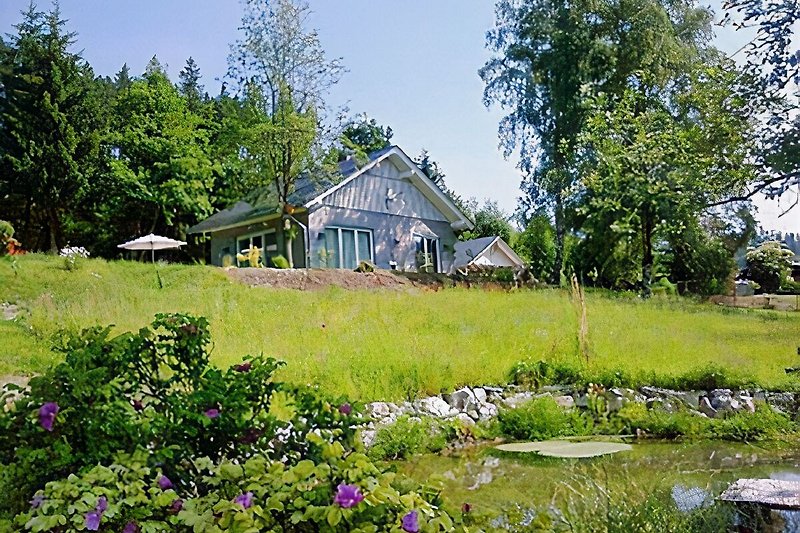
117 234 187 263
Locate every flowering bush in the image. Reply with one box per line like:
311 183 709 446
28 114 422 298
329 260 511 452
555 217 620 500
59 246 90 271
16 440 454 532
0 314 364 517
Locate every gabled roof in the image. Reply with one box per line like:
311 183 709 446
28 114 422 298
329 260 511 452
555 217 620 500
305 145 473 230
454 236 525 269
189 145 472 234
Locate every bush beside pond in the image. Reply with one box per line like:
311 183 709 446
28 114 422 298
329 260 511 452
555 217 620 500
0 314 456 531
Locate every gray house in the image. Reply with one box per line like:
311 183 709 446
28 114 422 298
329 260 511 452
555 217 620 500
188 146 473 272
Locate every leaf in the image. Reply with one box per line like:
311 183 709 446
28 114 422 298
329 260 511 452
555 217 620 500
326 507 342 527
495 440 632 457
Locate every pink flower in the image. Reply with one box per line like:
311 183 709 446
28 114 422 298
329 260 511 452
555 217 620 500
204 408 220 419
234 362 252 372
96 496 108 513
158 475 173 490
38 402 59 432
333 484 364 508
338 403 352 415
123 522 139 533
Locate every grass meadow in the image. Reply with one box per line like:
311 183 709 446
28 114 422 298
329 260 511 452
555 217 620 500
1 254 798 401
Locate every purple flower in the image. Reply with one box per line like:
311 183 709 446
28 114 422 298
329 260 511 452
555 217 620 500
132 399 144 411
95 496 108 513
234 362 252 372
158 475 173 490
123 522 139 533
29 493 45 509
338 403 352 415
170 498 184 513
234 491 253 509
204 408 220 419
85 511 101 531
38 402 59 432
402 510 420 533
333 484 364 508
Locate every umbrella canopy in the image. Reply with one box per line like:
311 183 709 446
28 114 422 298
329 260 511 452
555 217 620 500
118 234 187 262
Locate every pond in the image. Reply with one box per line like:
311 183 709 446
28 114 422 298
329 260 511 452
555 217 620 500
399 439 800 528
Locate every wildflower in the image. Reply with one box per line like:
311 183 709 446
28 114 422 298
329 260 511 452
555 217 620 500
333 484 364 508
96 496 108 513
401 510 420 533
170 498 184 513
123 522 139 533
234 362 252 372
85 511 101 531
338 403 352 415
204 408 220 419
158 475 173 490
461 503 472 514
38 402 59 432
239 428 263 444
234 491 254 509
131 399 144 411
29 493 45 509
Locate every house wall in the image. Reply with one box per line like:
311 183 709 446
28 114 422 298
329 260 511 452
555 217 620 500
207 216 307 267
481 244 521 268
306 159 458 272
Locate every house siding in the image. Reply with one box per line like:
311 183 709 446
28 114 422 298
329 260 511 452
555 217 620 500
207 217 307 267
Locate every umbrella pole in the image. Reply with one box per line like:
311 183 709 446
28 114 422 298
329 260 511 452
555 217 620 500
151 248 155 264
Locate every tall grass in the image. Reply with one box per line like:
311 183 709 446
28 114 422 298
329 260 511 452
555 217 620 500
1 254 798 400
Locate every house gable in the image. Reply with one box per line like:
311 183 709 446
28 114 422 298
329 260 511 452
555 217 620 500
305 146 472 230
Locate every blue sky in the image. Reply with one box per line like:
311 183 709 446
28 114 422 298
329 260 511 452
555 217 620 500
2 0 797 232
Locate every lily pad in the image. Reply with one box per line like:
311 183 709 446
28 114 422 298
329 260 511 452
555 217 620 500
495 440 632 458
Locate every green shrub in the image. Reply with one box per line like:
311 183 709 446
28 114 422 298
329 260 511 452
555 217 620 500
711 404 793 441
271 254 290 268
497 396 584 441
0 314 362 518
368 415 454 461
16 443 455 532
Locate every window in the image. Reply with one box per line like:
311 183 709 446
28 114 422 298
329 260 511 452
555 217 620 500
237 230 277 266
324 227 373 269
414 234 439 273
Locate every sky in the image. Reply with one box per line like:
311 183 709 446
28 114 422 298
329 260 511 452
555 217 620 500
1 0 797 234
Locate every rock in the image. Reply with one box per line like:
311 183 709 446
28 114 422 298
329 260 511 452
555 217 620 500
767 392 796 413
368 402 391 419
360 429 377 447
574 393 588 408
553 395 575 409
605 388 627 412
541 385 572 394
738 395 755 413
699 396 718 418
455 413 475 427
647 397 677 414
466 409 480 421
483 386 504 394
641 386 701 410
418 396 452 418
479 402 498 420
503 391 534 408
1 303 18 321
473 388 487 404
448 388 478 411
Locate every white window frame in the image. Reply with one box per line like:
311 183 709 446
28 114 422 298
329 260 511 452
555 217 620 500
236 229 277 266
413 233 441 273
325 226 374 269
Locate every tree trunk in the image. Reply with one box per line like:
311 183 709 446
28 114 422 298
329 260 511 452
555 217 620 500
47 207 62 253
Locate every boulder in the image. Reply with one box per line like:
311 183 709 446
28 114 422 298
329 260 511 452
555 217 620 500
699 396 718 418
605 388 627 412
447 388 478 411
479 402 498 420
455 412 475 427
554 395 575 409
503 391 534 408
766 392 796 413
368 402 392 419
473 387 487 403
418 396 452 418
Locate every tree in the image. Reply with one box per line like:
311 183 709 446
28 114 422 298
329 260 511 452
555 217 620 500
103 69 215 246
480 0 712 282
113 63 132 91
460 200 514 244
227 0 344 208
0 5 105 251
744 241 794 293
512 215 556 281
575 62 755 296
337 113 393 163
179 56 205 112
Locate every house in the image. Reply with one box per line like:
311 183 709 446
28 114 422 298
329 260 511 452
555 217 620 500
452 236 525 273
188 146 473 272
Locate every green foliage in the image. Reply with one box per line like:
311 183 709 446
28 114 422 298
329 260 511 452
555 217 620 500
497 397 588 441
0 221 14 242
337 113 393 164
16 442 455 532
460 200 514 244
0 313 362 517
664 222 734 296
368 415 455 461
511 215 555 281
271 254 290 269
745 241 794 293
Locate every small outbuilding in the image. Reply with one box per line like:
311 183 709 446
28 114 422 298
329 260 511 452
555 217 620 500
452 236 525 273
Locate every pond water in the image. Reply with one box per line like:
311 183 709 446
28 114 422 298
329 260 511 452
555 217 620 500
399 440 800 526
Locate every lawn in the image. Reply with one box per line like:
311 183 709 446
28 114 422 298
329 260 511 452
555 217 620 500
1 254 798 401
